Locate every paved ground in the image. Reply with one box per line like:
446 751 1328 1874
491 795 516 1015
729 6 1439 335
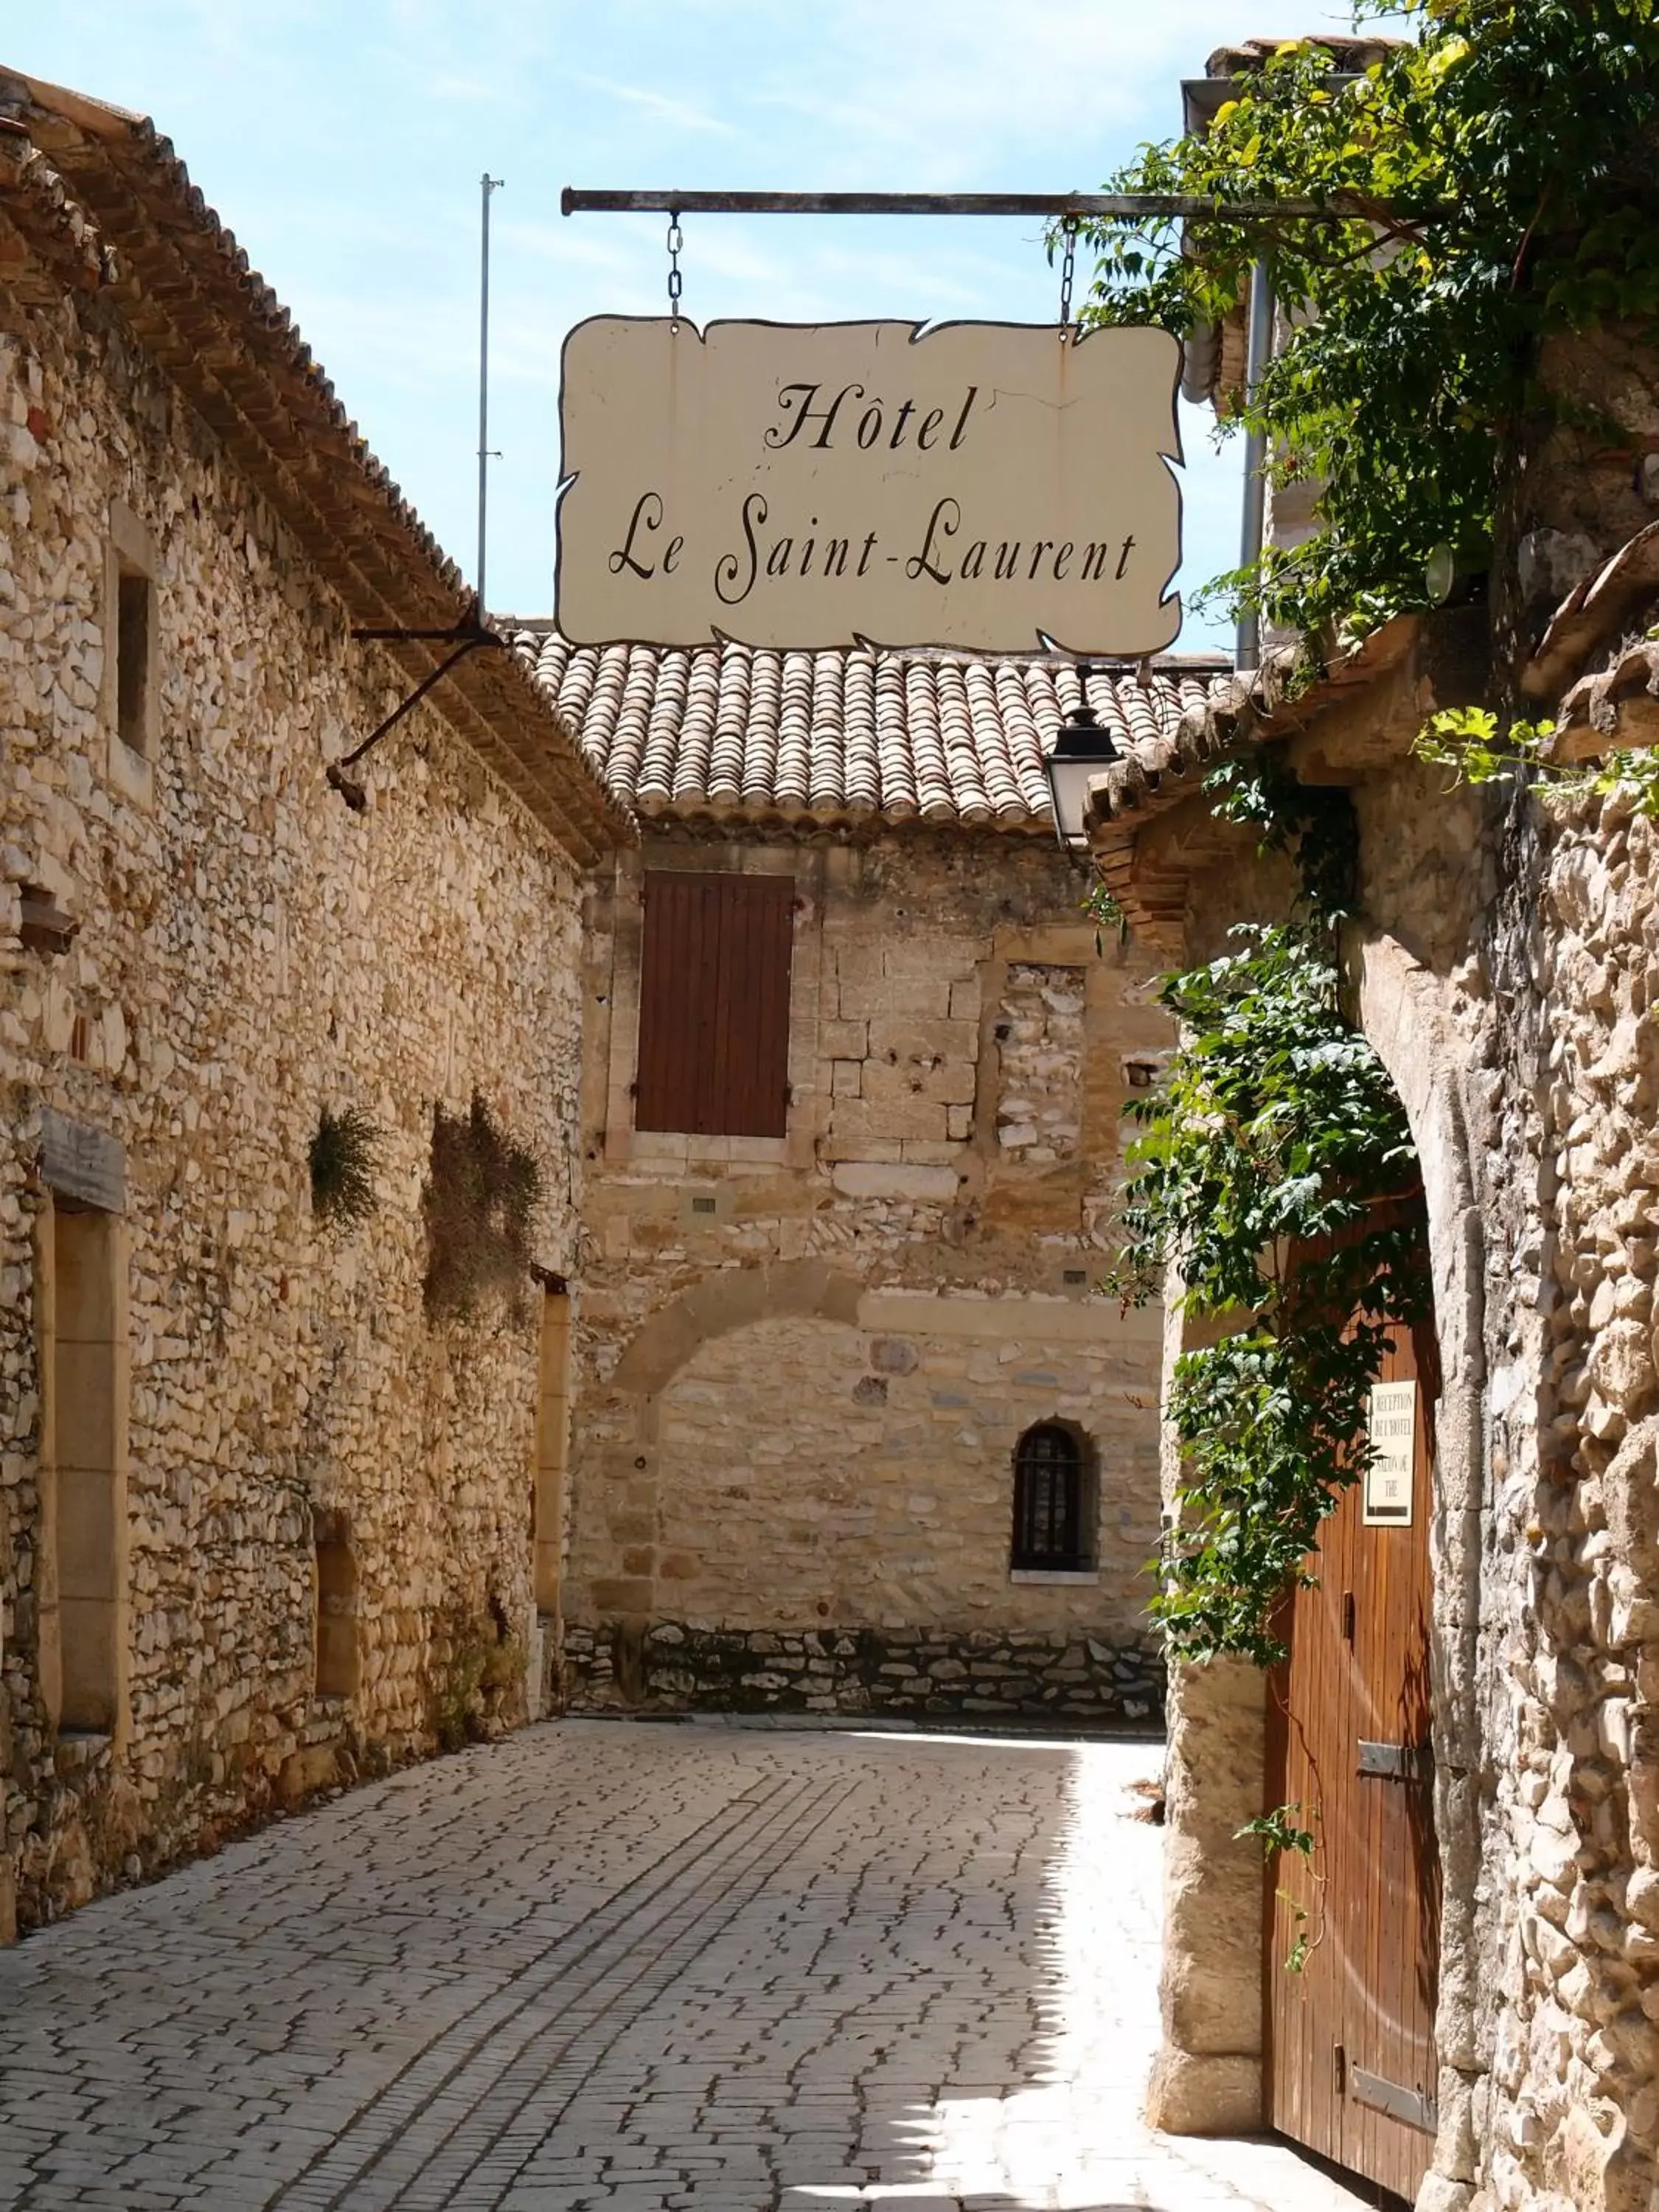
0 1719 1379 2212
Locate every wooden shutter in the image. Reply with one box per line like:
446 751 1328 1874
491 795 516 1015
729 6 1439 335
635 872 795 1138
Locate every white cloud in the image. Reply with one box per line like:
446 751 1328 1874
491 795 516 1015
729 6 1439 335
569 72 742 139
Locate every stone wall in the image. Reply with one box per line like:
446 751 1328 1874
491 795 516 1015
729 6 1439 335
1458 787 1659 2212
0 274 587 1924
1338 761 1659 2212
563 1621 1163 1723
1128 664 1659 2211
568 831 1171 1722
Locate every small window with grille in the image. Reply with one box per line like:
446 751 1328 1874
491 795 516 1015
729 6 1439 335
1011 1422 1092 1572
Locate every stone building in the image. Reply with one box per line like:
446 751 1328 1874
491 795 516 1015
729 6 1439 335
0 70 625 1933
1080 66 1659 2207
512 624 1227 1724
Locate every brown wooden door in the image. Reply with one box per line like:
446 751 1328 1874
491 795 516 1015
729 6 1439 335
1265 1312 1440 2204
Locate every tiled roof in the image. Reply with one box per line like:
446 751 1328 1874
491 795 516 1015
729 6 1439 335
1084 619 1427 947
508 627 1233 832
1086 620 1424 835
0 68 628 863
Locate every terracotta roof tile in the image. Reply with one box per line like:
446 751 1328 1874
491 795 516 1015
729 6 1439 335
509 628 1233 833
1082 619 1426 841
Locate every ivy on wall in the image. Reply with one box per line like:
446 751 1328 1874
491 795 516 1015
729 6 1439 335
1070 7 1659 1652
1074 4 1659 642
1105 757 1429 1664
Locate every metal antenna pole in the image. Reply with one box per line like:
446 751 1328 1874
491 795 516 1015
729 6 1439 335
477 172 504 621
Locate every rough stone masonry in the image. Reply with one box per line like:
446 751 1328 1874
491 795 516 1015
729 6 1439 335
0 84 623 1931
566 823 1174 1727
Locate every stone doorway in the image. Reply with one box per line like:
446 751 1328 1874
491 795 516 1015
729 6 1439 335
1150 937 1489 2212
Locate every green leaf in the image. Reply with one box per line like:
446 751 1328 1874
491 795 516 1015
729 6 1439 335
1102 774 1430 1664
1077 4 1659 633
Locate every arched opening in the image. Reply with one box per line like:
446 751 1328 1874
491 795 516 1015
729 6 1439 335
1151 936 1470 2212
1010 1423 1094 1573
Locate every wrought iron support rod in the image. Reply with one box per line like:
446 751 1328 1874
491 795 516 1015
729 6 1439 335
338 636 494 773
350 622 490 643
561 188 1363 221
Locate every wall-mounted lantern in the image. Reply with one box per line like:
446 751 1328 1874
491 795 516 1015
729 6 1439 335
1042 663 1121 854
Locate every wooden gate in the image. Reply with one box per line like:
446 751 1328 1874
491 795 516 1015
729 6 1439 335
1265 1309 1440 2204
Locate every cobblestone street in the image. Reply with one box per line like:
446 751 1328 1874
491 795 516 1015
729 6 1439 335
0 1722 1374 2212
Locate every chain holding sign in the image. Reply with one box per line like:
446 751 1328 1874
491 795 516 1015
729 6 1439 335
555 317 1183 655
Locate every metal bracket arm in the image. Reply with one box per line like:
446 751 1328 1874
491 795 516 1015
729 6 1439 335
561 189 1366 222
349 624 495 644
330 623 507 808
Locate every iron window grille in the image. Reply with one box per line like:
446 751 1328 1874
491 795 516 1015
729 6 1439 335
1012 1423 1089 1571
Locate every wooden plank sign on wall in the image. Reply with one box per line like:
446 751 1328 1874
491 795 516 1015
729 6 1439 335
635 873 795 1138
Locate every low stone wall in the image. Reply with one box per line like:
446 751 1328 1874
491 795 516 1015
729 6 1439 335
563 1621 1164 1727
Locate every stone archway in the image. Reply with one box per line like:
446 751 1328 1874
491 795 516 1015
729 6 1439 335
568 1262 869 1700
610 1260 866 1397
563 1258 1167 1724
1353 937 1489 2208
1152 932 1489 2212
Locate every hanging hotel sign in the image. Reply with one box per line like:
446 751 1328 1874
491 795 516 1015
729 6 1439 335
1363 1379 1418 1526
555 318 1183 654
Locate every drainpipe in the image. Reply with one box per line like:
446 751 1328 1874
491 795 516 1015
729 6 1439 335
1234 257 1275 674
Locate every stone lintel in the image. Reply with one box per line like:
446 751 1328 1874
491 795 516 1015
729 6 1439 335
830 1161 960 1203
39 1109 125 1214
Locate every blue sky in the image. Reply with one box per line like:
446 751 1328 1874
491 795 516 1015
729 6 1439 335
11 3 1386 655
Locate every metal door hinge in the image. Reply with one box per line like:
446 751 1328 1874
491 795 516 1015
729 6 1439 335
1357 1738 1433 1782
1350 2065 1438 2135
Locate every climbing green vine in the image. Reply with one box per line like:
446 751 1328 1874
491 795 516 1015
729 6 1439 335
1105 757 1428 1665
1238 1802 1315 1859
1416 704 1659 815
1238 1801 1321 1970
1072 5 1659 639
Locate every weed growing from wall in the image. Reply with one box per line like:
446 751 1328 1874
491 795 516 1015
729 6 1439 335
421 1093 542 1322
308 1106 380 1228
